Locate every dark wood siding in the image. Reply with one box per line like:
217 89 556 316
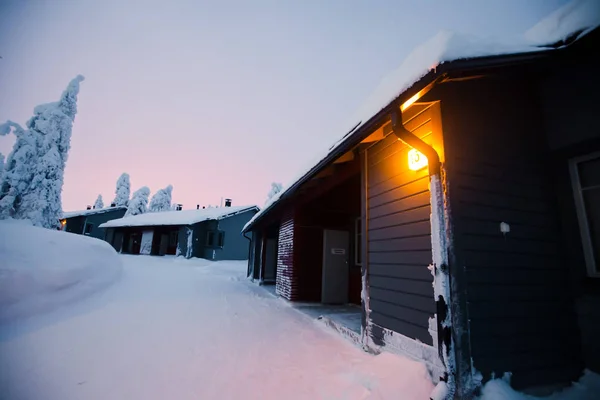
276 213 299 300
84 209 127 239
365 104 437 346
213 209 257 261
538 34 600 375
438 75 582 389
65 216 85 234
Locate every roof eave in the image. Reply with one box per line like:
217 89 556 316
101 206 260 229
243 49 554 232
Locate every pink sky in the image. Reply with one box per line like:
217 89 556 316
0 0 567 212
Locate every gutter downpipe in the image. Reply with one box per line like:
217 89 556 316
391 108 457 400
242 231 253 279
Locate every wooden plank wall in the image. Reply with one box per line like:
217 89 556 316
439 76 582 389
365 104 438 346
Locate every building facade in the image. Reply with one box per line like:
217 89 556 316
101 205 258 260
62 207 127 240
243 23 600 397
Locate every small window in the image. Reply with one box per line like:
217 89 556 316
84 223 94 235
206 231 215 246
206 230 225 247
355 217 362 266
570 152 600 277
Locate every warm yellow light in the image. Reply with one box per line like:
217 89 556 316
408 149 428 171
401 92 421 112
61 219 66 225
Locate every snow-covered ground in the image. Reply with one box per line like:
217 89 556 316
0 220 121 323
0 254 434 400
1 225 598 400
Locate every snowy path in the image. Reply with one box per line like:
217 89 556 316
0 256 432 400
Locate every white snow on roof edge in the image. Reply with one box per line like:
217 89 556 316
243 0 599 233
62 206 127 219
100 205 259 229
525 0 600 46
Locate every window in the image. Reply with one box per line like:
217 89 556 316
570 152 600 277
84 222 94 235
206 231 215 246
355 217 362 266
206 230 225 247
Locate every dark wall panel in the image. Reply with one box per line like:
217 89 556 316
439 74 582 389
365 104 437 346
84 209 126 239
213 209 257 261
539 35 600 374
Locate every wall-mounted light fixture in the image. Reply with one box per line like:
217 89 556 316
408 148 428 171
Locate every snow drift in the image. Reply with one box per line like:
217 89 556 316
480 369 600 400
0 219 122 322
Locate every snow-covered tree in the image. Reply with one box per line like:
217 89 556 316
125 186 150 217
266 182 283 204
113 173 130 207
16 75 85 229
149 184 173 212
0 124 7 175
93 194 104 209
0 75 84 228
0 122 37 219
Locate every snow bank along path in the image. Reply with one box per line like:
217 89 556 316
1 253 599 399
0 255 434 400
0 220 122 323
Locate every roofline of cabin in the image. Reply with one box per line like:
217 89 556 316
100 205 260 229
243 31 600 232
243 54 552 232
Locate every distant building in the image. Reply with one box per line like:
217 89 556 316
99 204 258 260
61 206 127 239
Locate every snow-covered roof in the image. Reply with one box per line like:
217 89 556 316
243 0 599 233
243 0 600 231
62 206 127 219
525 0 600 46
99 205 259 229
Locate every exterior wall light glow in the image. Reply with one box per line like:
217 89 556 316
408 148 428 171
401 92 421 112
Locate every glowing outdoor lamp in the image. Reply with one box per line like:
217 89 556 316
408 148 428 171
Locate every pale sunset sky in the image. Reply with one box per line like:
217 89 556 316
0 0 567 211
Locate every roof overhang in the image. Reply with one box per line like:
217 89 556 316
242 45 568 233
